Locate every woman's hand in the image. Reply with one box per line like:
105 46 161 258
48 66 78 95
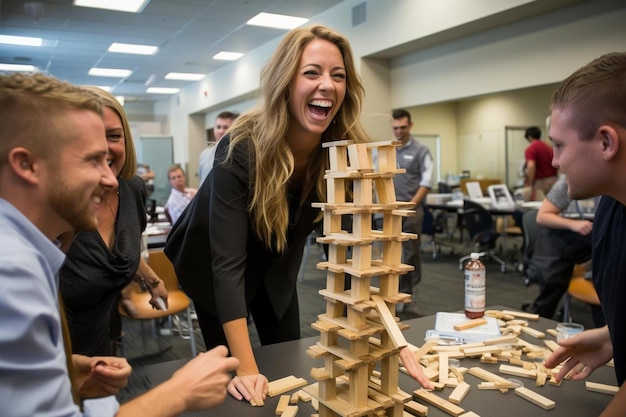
227 373 269 406
399 347 433 389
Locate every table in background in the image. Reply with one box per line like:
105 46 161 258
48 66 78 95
143 306 615 417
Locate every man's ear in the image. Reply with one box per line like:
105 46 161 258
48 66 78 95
599 125 620 161
8 148 38 184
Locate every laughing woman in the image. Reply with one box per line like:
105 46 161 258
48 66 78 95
165 25 431 406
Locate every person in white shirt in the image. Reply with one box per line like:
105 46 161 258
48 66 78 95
165 165 197 224
198 111 238 185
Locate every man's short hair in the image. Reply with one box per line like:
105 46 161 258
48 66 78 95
525 126 541 140
216 111 239 120
392 109 411 123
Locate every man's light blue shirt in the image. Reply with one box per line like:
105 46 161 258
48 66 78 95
0 198 118 417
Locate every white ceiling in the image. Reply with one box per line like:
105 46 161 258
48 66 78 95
0 0 345 102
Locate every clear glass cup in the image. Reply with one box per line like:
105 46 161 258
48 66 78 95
556 322 584 343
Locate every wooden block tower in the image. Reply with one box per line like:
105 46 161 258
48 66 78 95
303 140 418 417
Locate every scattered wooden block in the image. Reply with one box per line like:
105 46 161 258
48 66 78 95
482 334 518 346
448 382 470 405
371 295 407 348
498 364 537 379
405 400 429 417
514 386 555 410
520 326 545 339
268 375 308 397
280 405 299 417
546 328 558 338
275 395 290 415
502 310 540 321
414 389 465 416
454 318 487 331
459 412 481 417
586 381 619 395
477 382 519 390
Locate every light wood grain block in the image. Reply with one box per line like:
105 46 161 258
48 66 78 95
514 386 555 410
586 381 619 395
414 389 465 416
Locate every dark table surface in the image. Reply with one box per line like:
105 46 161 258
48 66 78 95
144 306 615 416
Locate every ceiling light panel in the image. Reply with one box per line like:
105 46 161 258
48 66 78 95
0 63 37 72
74 0 150 13
89 68 132 77
246 12 308 30
147 87 180 94
213 52 244 61
108 43 158 55
0 35 43 47
165 72 205 81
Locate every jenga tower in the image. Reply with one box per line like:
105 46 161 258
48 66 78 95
303 140 417 417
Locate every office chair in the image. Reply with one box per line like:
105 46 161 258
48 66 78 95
562 261 601 324
422 204 455 260
521 209 541 286
458 200 508 272
438 182 453 194
118 249 197 358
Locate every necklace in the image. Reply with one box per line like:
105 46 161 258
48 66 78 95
105 191 119 222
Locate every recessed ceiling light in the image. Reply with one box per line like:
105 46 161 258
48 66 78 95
89 68 132 77
165 72 205 81
108 42 158 55
213 51 244 61
0 63 37 72
74 0 150 13
0 35 42 47
147 87 179 94
246 12 308 30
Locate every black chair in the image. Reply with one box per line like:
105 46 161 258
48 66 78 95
422 204 455 260
521 209 541 286
438 182 453 193
458 200 508 272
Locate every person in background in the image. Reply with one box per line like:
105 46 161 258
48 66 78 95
391 108 433 314
0 72 239 417
136 163 155 196
165 25 433 406
198 111 238 185
544 51 626 416
59 86 169 357
521 174 602 325
164 165 197 224
523 126 558 200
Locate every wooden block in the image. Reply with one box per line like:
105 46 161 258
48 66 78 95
477 382 519 390
586 381 619 395
453 318 487 331
281 405 299 417
520 326 545 339
371 295 407 348
275 395 290 415
289 392 299 404
296 389 311 402
448 382 470 405
268 375 308 397
514 386 555 410
462 346 501 357
405 400 429 417
502 310 540 321
459 412 481 417
498 364 537 379
482 334 518 345
546 328 558 338
414 389 465 416
544 340 559 352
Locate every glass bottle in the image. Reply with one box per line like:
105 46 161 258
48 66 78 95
464 252 486 318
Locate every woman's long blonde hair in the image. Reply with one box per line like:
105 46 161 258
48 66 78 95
227 25 370 252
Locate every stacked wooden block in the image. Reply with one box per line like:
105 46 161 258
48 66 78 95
303 139 416 417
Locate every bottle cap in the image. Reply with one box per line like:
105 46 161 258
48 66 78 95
470 252 480 260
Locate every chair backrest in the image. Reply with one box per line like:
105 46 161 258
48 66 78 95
438 182 453 193
462 200 496 244
422 204 435 235
521 209 539 260
148 249 180 292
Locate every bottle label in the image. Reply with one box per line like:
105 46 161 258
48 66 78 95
464 269 486 312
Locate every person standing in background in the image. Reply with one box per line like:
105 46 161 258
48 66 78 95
391 109 433 314
164 165 197 224
524 126 558 200
198 111 238 185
